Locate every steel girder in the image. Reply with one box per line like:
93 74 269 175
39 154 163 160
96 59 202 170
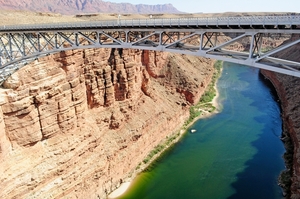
1 27 300 85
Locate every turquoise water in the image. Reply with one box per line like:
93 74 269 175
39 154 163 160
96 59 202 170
117 62 285 199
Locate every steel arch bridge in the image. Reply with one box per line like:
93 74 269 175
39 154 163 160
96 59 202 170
1 15 300 85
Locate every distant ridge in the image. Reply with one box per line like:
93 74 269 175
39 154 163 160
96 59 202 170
0 0 182 15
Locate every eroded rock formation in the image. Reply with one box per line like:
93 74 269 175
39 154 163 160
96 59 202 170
0 48 214 198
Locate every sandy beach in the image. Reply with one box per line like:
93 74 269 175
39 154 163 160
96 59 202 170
108 181 132 198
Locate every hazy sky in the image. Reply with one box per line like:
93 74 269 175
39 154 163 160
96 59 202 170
107 0 300 13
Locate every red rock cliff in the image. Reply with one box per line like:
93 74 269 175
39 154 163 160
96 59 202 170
0 48 214 198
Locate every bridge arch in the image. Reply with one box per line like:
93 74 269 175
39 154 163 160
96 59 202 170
1 15 300 85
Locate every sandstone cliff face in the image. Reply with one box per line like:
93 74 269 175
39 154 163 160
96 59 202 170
0 48 213 198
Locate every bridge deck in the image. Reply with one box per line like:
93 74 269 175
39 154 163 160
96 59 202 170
1 15 300 85
1 15 300 32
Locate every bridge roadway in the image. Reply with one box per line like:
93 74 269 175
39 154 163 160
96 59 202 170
1 15 300 85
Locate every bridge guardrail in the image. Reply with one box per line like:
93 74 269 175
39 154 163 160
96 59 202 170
0 15 300 31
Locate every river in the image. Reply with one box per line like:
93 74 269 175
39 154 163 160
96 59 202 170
116 62 286 199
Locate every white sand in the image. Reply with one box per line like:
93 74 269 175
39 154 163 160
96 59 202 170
108 181 131 198
212 86 220 109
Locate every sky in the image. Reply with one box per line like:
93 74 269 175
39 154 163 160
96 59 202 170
107 0 300 13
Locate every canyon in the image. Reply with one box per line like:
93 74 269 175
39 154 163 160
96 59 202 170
0 9 299 199
0 47 214 198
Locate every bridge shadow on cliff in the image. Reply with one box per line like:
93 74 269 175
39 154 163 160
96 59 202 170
227 74 285 199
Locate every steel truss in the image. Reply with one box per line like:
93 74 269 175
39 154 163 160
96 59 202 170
1 17 300 85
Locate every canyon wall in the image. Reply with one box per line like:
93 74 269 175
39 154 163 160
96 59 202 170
261 70 300 199
0 48 214 198
261 34 300 198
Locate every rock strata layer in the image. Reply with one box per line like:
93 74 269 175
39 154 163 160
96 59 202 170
0 48 214 198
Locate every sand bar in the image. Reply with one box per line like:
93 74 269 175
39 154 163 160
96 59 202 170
108 181 131 198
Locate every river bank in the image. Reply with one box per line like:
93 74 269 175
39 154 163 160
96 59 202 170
108 61 222 199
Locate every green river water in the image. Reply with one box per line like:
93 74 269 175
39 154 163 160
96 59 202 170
117 62 286 199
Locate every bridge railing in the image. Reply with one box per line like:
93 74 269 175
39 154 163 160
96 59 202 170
0 15 300 31
118 15 299 27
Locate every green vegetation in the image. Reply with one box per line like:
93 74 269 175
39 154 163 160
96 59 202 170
200 60 222 104
143 144 164 164
260 47 273 53
183 60 223 128
142 132 181 164
136 162 142 170
183 106 202 128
